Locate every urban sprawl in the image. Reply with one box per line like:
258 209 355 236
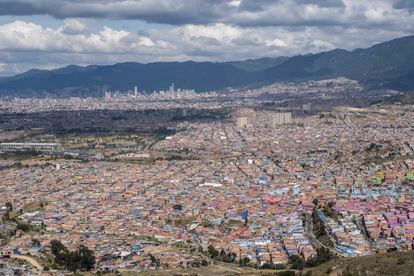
1 79 414 274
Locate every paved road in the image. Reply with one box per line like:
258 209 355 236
304 213 347 257
355 217 375 248
305 214 326 249
11 255 43 270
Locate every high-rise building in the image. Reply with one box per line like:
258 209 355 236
271 112 292 126
104 91 112 101
236 116 248 128
169 83 175 93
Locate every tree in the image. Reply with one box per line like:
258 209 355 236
78 245 96 271
239 257 250 266
51 240 67 256
5 202 12 211
289 254 304 270
260 263 274 269
65 251 81 272
173 204 183 211
16 222 31 232
207 245 219 259
148 253 160 267
50 241 95 272
51 240 69 268
305 247 335 268
2 211 10 222
219 249 226 261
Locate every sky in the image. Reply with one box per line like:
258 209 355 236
0 0 413 76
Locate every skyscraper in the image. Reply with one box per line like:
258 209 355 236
236 116 248 128
271 112 292 127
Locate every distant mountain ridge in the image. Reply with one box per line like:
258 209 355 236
0 35 413 97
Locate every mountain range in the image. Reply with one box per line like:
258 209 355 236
0 35 413 97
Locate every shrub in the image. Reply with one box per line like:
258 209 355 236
278 271 295 276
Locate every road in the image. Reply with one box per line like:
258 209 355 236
355 217 375 248
305 214 327 248
11 255 44 271
304 213 347 257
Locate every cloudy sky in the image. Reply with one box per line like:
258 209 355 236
0 0 413 76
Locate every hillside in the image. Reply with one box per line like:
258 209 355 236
226 57 290 72
0 35 413 97
263 35 414 88
90 250 414 276
0 62 254 97
306 250 414 276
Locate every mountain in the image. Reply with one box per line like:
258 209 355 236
0 62 254 97
262 35 414 88
226 56 290 72
0 35 413 97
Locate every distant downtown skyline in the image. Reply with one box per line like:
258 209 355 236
0 0 413 76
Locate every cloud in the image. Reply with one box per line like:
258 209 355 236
0 0 413 75
0 0 410 29
61 19 88 35
394 0 414 10
0 17 411 76
0 20 169 54
0 0 226 25
0 63 6 73
177 24 243 42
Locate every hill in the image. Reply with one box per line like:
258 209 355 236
226 56 290 72
306 250 414 276
0 35 414 97
0 62 254 97
262 35 414 89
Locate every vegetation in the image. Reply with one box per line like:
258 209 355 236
173 204 183 211
307 249 414 276
305 247 336 267
312 210 334 247
200 219 214 228
50 240 95 272
206 245 237 264
277 271 296 276
322 201 339 221
173 216 194 227
148 253 160 267
289 254 304 270
239 257 250 266
16 222 31 232
0 150 42 161
5 202 13 211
